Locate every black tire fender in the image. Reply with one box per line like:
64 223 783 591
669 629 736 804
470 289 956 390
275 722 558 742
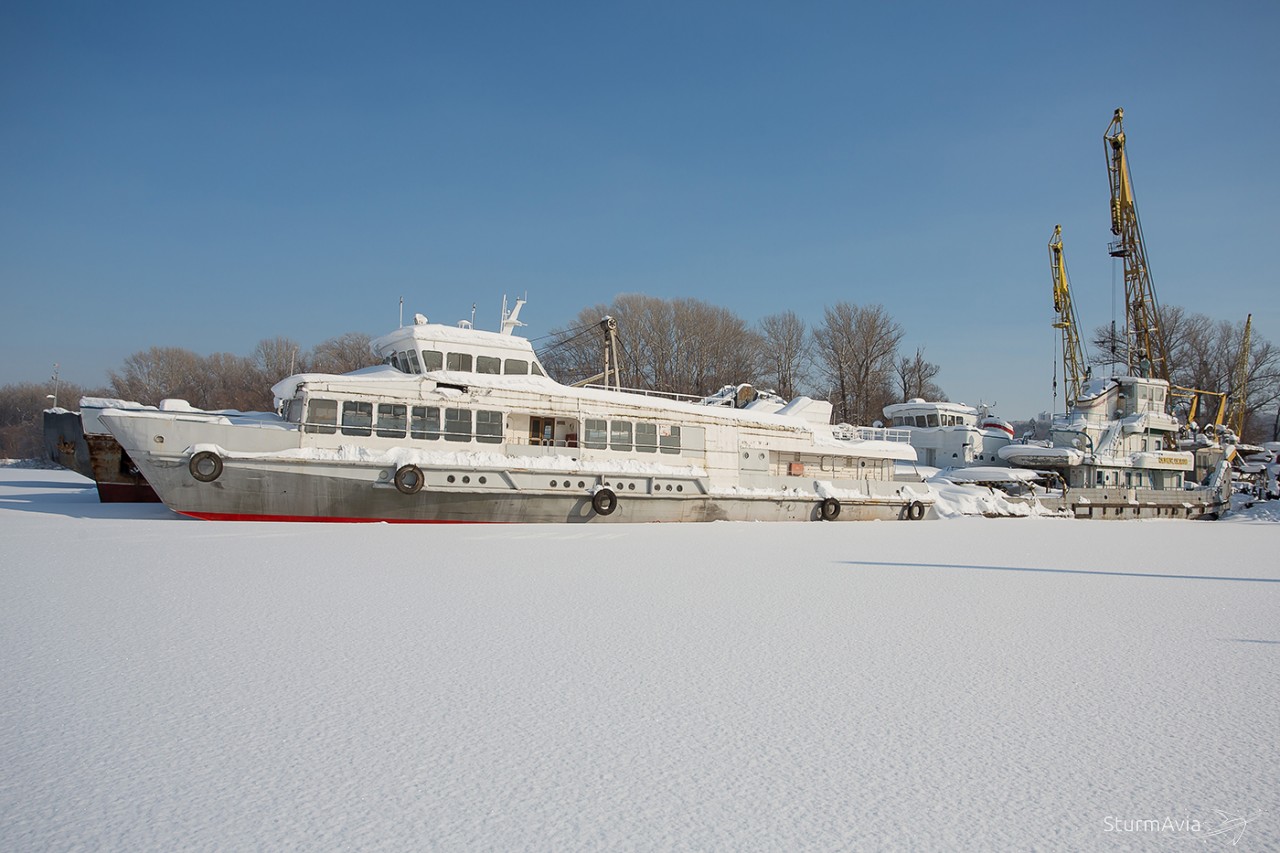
393 464 424 495
592 487 617 516
819 497 841 521
908 500 926 521
189 450 223 483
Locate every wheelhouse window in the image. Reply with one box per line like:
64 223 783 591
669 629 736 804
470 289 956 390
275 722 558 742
377 403 407 438
476 410 503 444
405 350 421 374
531 362 545 377
444 408 472 442
610 420 633 452
477 356 501 375
659 425 681 454
446 352 473 372
503 359 528 375
583 418 607 449
636 422 658 453
411 406 441 440
422 350 443 371
341 401 373 436
305 398 338 434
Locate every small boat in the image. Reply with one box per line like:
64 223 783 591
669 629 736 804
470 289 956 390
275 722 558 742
79 398 162 503
99 302 931 523
882 399 1014 470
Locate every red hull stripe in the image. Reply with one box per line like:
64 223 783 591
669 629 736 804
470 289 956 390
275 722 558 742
181 511 497 524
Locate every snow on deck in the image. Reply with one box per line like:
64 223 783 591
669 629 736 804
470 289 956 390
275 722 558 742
1 465 1277 849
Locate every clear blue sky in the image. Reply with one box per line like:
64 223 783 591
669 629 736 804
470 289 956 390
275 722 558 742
3 1 1276 418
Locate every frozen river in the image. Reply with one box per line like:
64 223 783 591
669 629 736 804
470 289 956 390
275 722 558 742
2 464 1277 850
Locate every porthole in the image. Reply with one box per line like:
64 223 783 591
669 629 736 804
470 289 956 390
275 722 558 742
627 483 635 491
577 481 585 488
743 452 750 459
676 485 683 492
563 480 570 488
478 476 487 484
462 476 470 484
549 479 557 487
665 484 673 491
447 475 456 483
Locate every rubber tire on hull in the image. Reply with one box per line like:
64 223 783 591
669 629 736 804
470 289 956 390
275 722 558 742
394 464 424 495
592 488 618 516
189 451 223 483
908 500 926 520
819 497 841 521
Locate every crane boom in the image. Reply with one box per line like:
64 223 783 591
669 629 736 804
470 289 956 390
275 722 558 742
1228 314 1252 439
1048 225 1090 410
1104 107 1170 383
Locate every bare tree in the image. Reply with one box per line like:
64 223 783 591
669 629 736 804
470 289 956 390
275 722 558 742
895 347 945 402
108 347 208 407
539 295 760 397
253 337 306 381
814 302 903 425
758 311 810 399
311 332 377 375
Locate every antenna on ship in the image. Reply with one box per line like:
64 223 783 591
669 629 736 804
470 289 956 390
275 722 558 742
399 296 404 329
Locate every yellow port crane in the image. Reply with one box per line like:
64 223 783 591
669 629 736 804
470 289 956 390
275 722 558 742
1048 224 1090 410
1104 107 1170 384
1228 313 1252 439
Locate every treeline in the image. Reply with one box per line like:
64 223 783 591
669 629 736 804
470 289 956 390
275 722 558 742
1089 306 1280 439
0 332 378 459
537 294 944 426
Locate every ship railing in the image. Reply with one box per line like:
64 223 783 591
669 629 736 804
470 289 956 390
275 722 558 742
834 424 912 443
579 383 709 404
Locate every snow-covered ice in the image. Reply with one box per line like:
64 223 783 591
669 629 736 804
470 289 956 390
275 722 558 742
2 464 1277 850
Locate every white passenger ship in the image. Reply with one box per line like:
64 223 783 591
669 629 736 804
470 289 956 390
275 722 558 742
100 303 930 523
999 374 1231 519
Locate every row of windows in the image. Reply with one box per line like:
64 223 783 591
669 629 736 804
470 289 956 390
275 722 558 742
298 401 685 455
891 413 966 428
389 348 545 378
582 418 681 454
305 400 502 443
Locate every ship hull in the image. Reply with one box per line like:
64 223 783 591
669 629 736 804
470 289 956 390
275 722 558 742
128 454 927 523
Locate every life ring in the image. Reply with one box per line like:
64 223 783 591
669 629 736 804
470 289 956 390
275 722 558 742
393 464 424 495
819 497 841 521
592 487 617 516
189 450 223 483
907 500 926 521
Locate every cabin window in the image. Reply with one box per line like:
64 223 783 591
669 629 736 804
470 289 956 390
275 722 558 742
583 418 608 449
477 356 501 375
660 425 681 454
610 421 633 452
504 359 528 375
531 362 545 377
927 414 939 427
388 352 404 372
636 422 658 453
411 406 441 440
405 350 421 374
341 401 373 436
444 408 472 442
377 404 407 438
476 410 503 444
305 399 338 433
446 352 473 372
422 349 443 371
915 416 928 427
